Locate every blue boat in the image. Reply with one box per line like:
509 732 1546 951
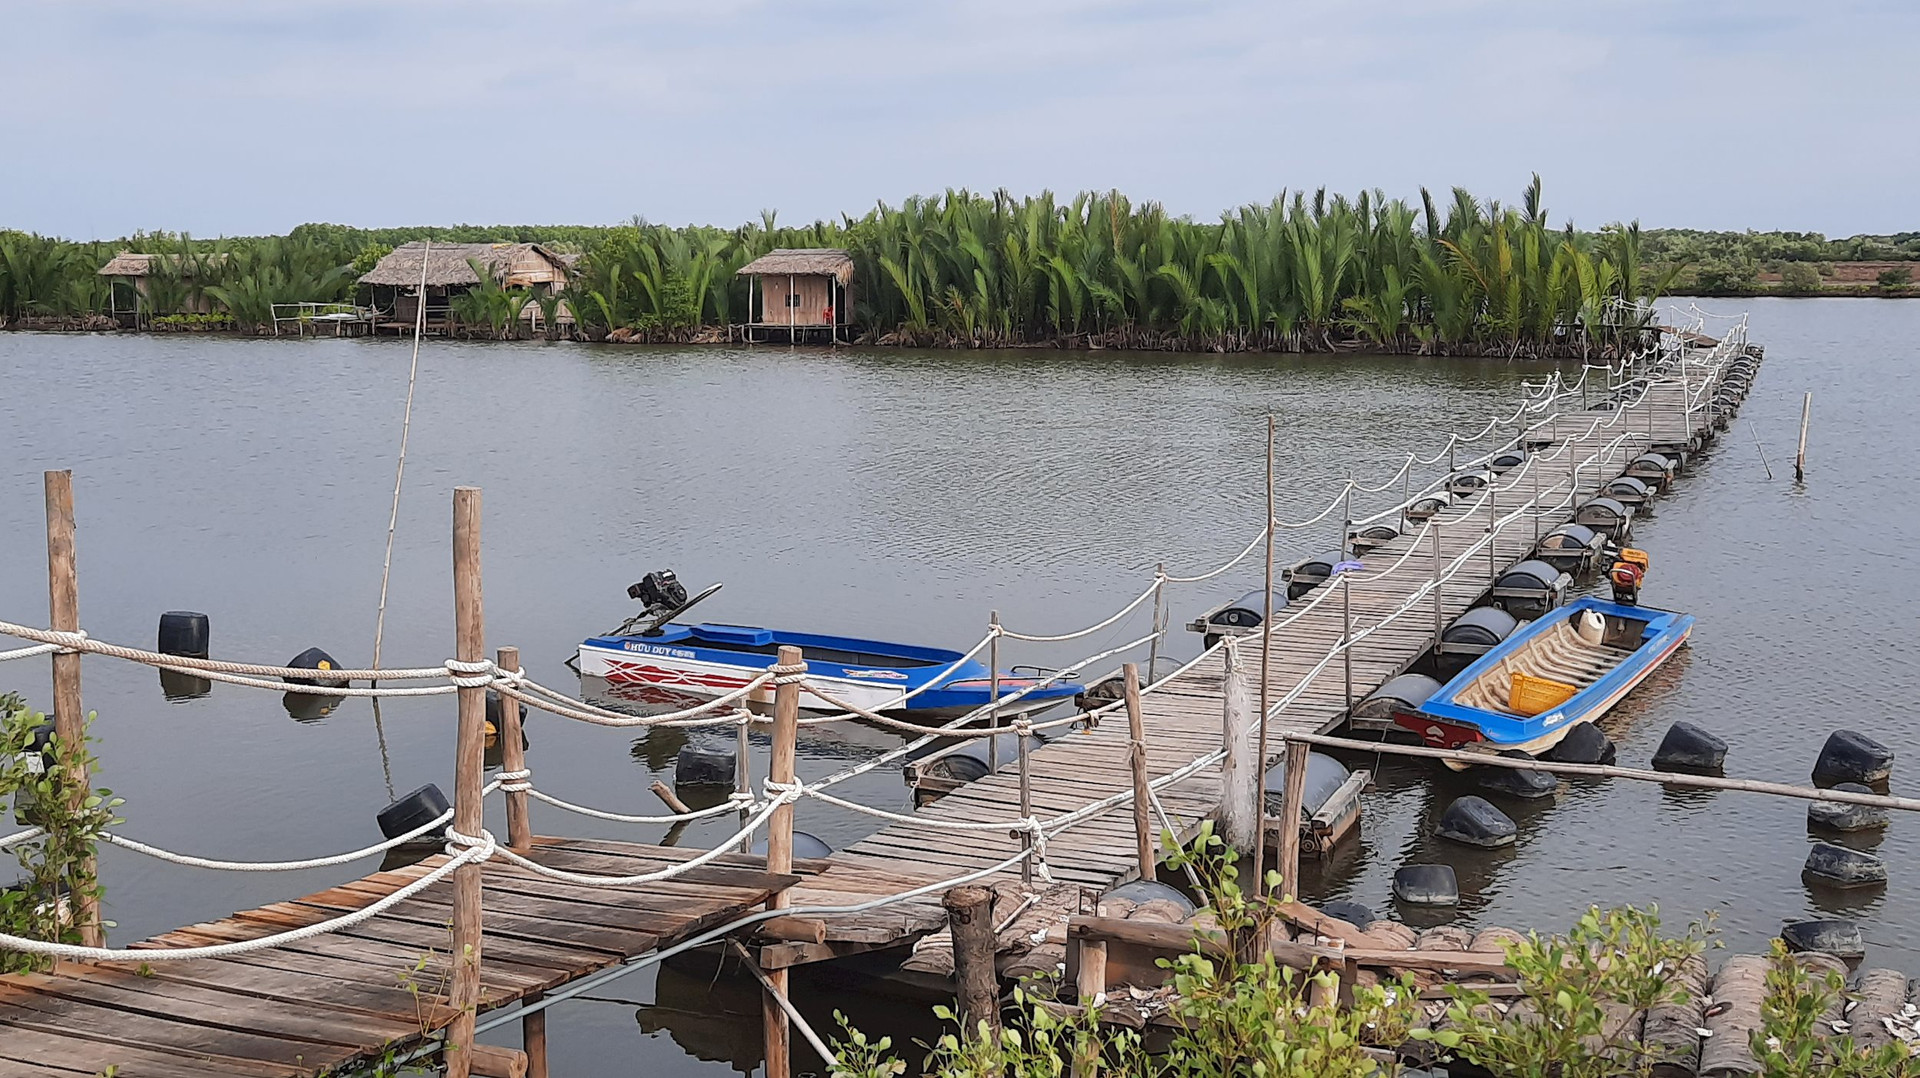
575 571 1081 718
577 624 1081 718
1395 596 1693 763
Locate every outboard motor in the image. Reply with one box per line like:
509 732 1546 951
1609 548 1649 605
628 570 689 617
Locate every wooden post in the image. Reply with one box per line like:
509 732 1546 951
944 885 999 1038
447 486 488 1078
1215 639 1258 853
521 992 548 1078
1072 937 1109 1078
1145 564 1164 686
1276 740 1308 902
496 646 531 853
42 471 102 949
1795 392 1811 481
762 644 803 1078
1123 663 1154 883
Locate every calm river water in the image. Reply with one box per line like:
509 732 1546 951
0 298 1913 1074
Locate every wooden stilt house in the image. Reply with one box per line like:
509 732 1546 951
358 241 572 336
737 249 854 344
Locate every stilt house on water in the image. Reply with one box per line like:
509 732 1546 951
737 248 854 343
97 252 228 328
357 241 573 335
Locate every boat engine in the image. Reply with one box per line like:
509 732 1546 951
628 570 689 617
1609 548 1650 605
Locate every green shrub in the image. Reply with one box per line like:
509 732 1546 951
1779 262 1822 292
0 693 122 973
1876 265 1913 288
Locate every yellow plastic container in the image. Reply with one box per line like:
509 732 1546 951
1509 671 1577 716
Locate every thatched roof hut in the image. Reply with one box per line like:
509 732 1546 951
735 248 855 286
357 242 571 288
97 252 228 278
737 249 854 342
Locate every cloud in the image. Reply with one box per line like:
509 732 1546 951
4 0 1916 238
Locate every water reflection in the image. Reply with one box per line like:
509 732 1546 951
158 669 212 700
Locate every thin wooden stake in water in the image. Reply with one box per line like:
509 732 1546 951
1749 421 1774 480
763 644 803 1078
43 471 103 949
448 486 487 1078
372 240 432 678
1795 392 1811 481
1123 663 1154 883
1253 415 1276 898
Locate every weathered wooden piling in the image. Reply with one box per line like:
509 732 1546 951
42 470 103 949
445 487 489 1078
1122 664 1155 883
945 885 1000 1035
762 643 804 1078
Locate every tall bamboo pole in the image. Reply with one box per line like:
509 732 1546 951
447 487 488 1078
1252 416 1275 897
43 471 103 949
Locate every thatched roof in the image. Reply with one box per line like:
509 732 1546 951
357 241 566 287
97 252 228 277
736 249 854 285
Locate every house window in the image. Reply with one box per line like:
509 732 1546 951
786 293 803 307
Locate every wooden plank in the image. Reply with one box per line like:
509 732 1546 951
0 991 334 1070
8 967 420 1046
0 1025 290 1078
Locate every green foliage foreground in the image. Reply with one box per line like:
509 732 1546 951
829 829 1915 1077
1 692 121 974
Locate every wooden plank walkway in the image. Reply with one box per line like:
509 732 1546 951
0 838 800 1078
828 351 1732 925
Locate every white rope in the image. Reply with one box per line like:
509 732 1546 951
497 768 532 793
997 578 1159 642
96 780 503 872
1 827 45 849
525 787 741 825
0 844 482 962
481 792 796 887
0 643 59 662
0 620 447 682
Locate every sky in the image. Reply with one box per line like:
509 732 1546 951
5 0 1917 239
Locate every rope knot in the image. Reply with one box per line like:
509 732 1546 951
56 628 88 656
497 768 532 793
766 660 809 686
760 777 806 803
443 657 495 688
1019 816 1054 883
444 826 497 864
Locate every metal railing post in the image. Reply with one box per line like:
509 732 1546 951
1431 519 1444 650
987 611 1001 773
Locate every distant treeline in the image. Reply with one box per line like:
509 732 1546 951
2 178 1912 349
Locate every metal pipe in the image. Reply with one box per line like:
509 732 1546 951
987 611 1001 773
